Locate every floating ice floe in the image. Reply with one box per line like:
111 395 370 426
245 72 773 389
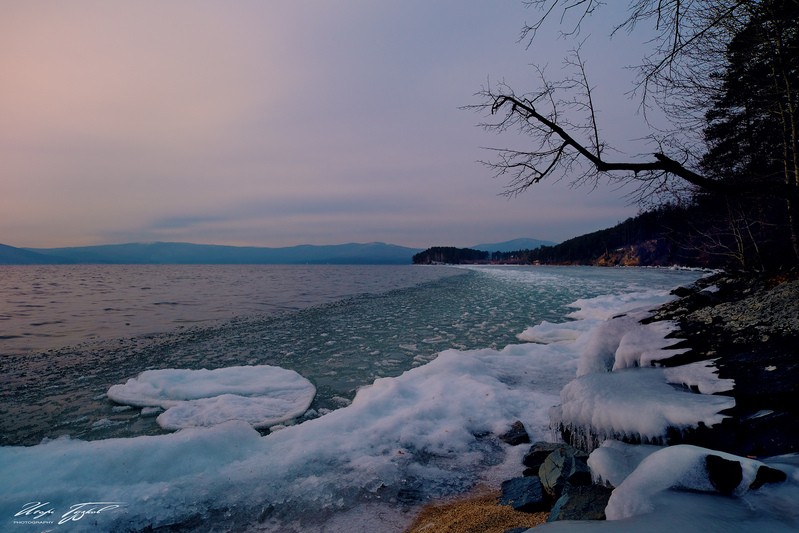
107 365 316 429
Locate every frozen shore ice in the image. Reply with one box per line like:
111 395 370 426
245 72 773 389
3 269 787 532
107 365 316 429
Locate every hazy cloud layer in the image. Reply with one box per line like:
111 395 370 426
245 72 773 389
2 1 655 248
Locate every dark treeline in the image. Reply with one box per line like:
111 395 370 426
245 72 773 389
412 247 489 265
492 199 796 269
497 204 748 268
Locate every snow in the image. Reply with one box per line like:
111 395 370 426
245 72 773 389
3 273 792 532
663 359 735 394
517 319 592 343
587 440 663 488
107 365 316 429
575 311 688 376
566 290 673 321
555 368 735 449
535 442 799 532
0 340 580 531
520 291 690 375
606 444 768 519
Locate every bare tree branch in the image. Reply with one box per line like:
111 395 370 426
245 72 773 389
475 1 798 203
520 0 601 43
478 89 798 201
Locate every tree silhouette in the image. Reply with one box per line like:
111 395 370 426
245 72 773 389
475 0 799 267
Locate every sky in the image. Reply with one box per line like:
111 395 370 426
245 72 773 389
1 1 660 249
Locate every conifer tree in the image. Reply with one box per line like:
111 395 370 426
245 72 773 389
477 0 799 268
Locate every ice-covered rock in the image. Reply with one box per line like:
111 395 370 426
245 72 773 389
605 445 792 520
556 368 735 450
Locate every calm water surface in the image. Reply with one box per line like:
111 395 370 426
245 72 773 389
0 264 457 356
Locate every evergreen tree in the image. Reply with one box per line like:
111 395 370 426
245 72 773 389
700 0 799 268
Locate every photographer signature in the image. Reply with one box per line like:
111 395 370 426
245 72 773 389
14 501 125 525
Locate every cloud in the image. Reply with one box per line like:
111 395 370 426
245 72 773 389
1 1 647 248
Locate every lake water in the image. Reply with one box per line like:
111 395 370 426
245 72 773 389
0 264 459 356
0 264 701 449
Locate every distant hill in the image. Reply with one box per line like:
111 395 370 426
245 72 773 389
0 244 72 265
471 238 555 253
6 242 423 265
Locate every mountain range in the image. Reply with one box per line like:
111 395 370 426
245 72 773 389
0 238 552 265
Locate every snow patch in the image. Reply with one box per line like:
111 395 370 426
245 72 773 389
576 312 687 376
664 359 735 394
556 368 734 449
517 319 591 343
587 440 663 488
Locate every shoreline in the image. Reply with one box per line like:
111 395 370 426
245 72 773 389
405 270 799 531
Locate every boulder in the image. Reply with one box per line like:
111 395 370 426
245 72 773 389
705 454 743 494
547 484 613 522
500 420 531 446
522 441 562 471
499 476 549 513
750 464 788 490
704 454 787 494
539 446 591 499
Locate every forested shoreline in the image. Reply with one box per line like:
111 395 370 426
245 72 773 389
474 0 799 273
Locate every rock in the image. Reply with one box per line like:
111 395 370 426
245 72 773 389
504 529 532 533
750 464 788 490
646 273 799 458
705 454 743 494
499 476 549 513
547 484 613 522
538 446 591 499
522 441 562 471
500 420 531 446
671 285 698 298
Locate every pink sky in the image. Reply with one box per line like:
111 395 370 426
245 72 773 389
1 1 658 249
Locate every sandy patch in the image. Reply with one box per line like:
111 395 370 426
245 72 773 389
406 488 548 533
